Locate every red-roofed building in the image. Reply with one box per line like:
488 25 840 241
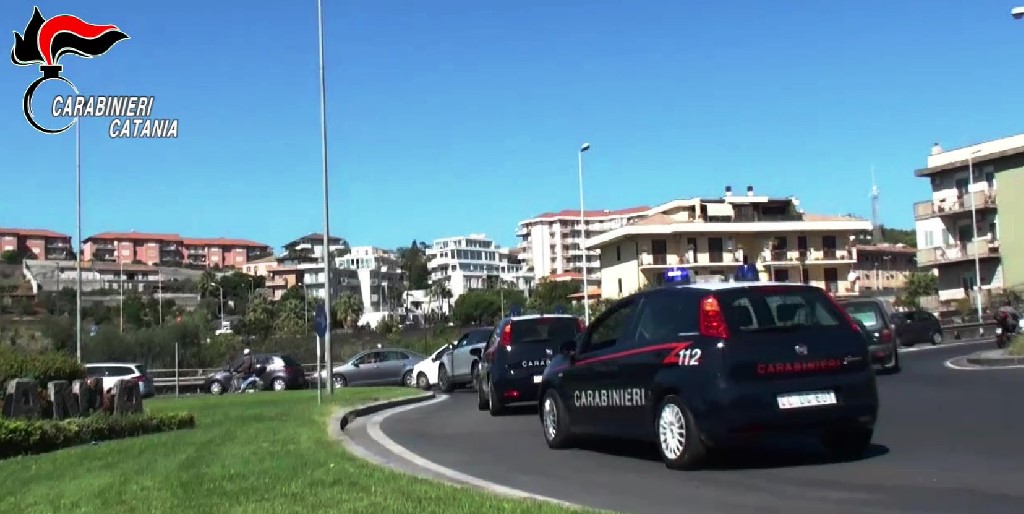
82 231 272 268
0 228 73 261
516 206 650 280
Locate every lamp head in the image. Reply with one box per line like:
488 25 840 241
580 143 590 153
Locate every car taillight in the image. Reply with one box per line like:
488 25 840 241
499 324 512 347
699 295 729 339
879 328 892 343
577 318 586 332
824 294 861 333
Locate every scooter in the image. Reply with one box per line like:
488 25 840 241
995 312 1018 349
234 365 267 393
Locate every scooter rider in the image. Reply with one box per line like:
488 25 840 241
234 348 255 393
997 299 1020 331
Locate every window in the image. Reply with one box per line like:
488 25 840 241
718 287 842 331
510 317 581 345
633 292 699 346
108 366 136 377
353 351 382 365
581 300 636 354
923 231 935 248
383 351 408 362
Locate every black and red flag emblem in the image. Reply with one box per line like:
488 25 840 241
10 7 129 134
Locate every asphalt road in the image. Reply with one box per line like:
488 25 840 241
378 340 1024 514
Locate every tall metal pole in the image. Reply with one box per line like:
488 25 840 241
75 120 82 362
119 261 124 333
158 271 163 325
317 0 335 394
577 143 591 324
967 155 984 331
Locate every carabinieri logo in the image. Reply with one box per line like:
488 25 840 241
10 7 179 138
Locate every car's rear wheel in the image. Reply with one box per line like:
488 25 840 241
931 331 943 346
469 362 480 390
208 380 225 396
438 365 454 393
821 427 873 461
541 389 573 449
402 370 414 387
656 395 707 470
417 372 431 390
487 384 505 416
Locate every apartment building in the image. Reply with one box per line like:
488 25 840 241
337 246 405 312
849 244 917 292
282 233 348 260
516 206 650 280
427 234 533 306
82 231 272 268
912 136 1021 301
0 228 73 261
586 187 873 299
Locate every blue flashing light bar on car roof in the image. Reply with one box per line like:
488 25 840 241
664 267 693 285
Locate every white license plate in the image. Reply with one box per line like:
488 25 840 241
533 375 542 384
996 327 1003 335
776 390 837 409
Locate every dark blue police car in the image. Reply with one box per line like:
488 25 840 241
536 269 879 470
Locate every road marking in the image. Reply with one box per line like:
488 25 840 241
364 395 590 511
898 338 990 353
944 357 1024 371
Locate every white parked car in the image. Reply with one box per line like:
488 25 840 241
411 344 450 390
84 362 155 398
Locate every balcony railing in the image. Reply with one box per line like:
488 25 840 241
762 248 853 263
92 243 115 250
913 190 997 220
917 242 999 266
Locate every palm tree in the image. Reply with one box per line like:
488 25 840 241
197 270 217 298
332 293 364 331
429 279 451 315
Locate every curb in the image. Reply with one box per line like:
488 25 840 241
335 391 436 432
965 353 1024 367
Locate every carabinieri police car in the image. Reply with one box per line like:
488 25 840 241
536 268 879 470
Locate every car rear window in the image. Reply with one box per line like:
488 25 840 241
135 364 148 376
841 302 884 330
108 366 137 377
511 317 581 344
280 355 303 367
717 287 844 331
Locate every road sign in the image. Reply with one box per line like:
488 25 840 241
313 302 328 339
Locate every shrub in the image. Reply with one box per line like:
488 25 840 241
1008 334 1024 357
0 411 196 459
0 346 85 386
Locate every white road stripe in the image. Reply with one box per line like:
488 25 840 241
944 357 1024 371
364 395 592 511
898 338 990 353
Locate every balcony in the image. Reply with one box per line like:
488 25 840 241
914 190 997 220
92 242 115 250
917 242 999 267
640 252 740 267
46 240 70 249
762 248 853 263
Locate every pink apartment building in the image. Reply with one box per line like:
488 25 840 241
0 228 73 260
82 231 272 268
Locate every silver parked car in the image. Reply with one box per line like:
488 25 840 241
437 327 493 393
320 348 425 388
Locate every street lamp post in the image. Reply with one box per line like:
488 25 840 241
316 0 335 395
75 120 82 361
212 283 225 327
119 261 124 333
577 142 591 324
967 150 984 331
158 271 163 325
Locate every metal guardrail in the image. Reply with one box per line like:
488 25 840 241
149 363 320 394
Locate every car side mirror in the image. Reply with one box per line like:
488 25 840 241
469 348 482 358
559 339 576 358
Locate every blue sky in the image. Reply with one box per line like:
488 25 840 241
2 1 1024 251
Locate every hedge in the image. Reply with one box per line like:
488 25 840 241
0 411 196 459
0 346 86 387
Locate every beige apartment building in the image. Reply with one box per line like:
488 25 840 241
585 189 873 299
913 137 1015 302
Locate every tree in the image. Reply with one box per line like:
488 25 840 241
526 281 578 313
879 226 917 247
332 293 364 331
396 240 430 290
904 272 938 300
429 279 453 314
273 297 307 335
239 294 275 339
197 270 218 298
0 250 20 264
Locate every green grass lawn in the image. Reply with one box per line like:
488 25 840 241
0 388 602 514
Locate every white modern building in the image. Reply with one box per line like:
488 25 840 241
337 246 405 312
427 234 533 308
516 206 650 280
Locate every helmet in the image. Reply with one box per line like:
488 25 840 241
243 348 251 355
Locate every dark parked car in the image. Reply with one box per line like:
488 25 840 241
205 353 307 395
837 297 944 374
